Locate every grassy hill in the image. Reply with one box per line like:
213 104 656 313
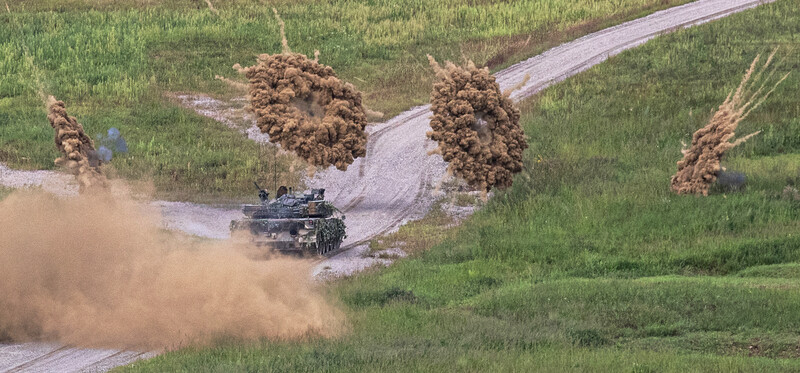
118 1 800 371
0 0 690 200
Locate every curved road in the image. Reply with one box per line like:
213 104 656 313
0 0 776 371
310 0 776 252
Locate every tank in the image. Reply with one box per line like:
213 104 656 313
230 183 346 256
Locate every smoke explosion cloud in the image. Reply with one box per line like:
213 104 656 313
235 10 368 171
47 96 107 191
0 190 344 350
426 56 528 192
96 127 128 163
671 50 789 195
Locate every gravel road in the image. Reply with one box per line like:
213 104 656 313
0 0 775 370
311 0 776 273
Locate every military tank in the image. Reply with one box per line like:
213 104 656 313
230 183 346 256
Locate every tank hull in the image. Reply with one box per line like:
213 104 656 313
231 215 345 256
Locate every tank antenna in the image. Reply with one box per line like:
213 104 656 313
273 150 278 194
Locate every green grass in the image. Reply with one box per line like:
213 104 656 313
0 186 11 200
368 200 457 256
1 0 692 199
118 1 800 371
736 263 800 279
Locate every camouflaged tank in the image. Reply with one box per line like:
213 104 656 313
230 184 346 256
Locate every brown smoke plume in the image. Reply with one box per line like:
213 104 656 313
0 191 343 350
204 0 219 16
46 96 108 192
235 10 368 171
671 50 789 195
427 56 528 192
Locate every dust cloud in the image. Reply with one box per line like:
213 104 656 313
47 96 107 192
671 49 789 195
426 56 528 192
0 190 344 350
235 10 368 171
3 33 344 352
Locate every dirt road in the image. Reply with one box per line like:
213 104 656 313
312 0 776 273
0 344 155 373
0 0 775 370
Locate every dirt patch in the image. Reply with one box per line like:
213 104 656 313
171 94 267 144
426 56 528 192
314 244 402 280
671 50 789 195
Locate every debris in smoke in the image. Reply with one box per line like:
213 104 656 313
671 49 789 196
235 9 368 171
426 55 528 192
96 127 128 162
714 170 747 192
96 146 113 163
46 96 108 192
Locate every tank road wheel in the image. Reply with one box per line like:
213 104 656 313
321 239 340 255
309 243 320 256
317 231 331 255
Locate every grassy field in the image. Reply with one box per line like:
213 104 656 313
118 1 800 371
0 0 691 200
